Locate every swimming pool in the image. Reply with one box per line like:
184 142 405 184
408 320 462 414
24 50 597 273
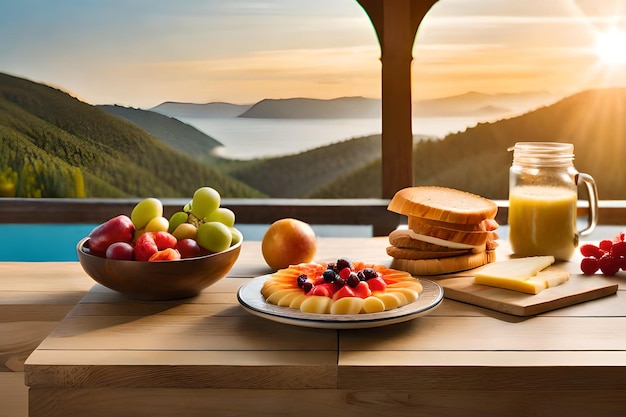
0 224 371 261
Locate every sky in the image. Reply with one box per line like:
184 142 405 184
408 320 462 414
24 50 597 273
1 0 626 108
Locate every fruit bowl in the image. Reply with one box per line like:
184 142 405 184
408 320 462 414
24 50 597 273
76 237 241 301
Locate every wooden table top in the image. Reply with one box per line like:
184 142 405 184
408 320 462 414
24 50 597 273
15 237 626 417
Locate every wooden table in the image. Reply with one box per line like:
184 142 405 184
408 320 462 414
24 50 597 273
22 237 626 417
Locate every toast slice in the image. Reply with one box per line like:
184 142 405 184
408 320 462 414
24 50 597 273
388 186 498 224
391 250 497 276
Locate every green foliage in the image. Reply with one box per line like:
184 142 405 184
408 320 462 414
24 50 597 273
228 135 381 198
314 88 626 200
98 104 223 160
0 72 265 198
0 165 17 197
2 70 626 201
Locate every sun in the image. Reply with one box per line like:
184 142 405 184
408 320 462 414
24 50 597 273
594 28 626 65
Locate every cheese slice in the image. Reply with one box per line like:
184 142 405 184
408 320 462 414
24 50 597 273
406 230 483 250
474 256 569 294
475 256 555 279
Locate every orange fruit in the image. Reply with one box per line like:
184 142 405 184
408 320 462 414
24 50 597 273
261 218 317 270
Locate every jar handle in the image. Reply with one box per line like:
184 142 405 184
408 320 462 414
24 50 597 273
577 173 598 237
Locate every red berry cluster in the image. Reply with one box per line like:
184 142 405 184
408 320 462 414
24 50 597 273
579 232 626 276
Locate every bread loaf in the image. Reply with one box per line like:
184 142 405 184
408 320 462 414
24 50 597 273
387 186 499 276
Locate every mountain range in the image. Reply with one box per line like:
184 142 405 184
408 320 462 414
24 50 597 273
1 70 625 200
150 91 558 120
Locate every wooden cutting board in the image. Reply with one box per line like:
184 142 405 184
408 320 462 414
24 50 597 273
432 243 619 316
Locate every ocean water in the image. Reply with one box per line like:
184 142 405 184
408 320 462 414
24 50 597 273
180 116 483 160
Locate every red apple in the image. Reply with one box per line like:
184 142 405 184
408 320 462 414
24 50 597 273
105 242 135 260
88 215 135 257
175 238 202 259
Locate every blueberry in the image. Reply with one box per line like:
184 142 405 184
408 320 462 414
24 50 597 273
296 274 308 288
322 269 336 283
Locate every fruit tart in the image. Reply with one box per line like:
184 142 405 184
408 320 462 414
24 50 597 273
261 257 423 315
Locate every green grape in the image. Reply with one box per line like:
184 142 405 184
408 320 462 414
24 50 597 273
191 187 221 219
131 197 163 229
204 207 235 227
230 227 243 245
196 222 232 253
168 211 189 233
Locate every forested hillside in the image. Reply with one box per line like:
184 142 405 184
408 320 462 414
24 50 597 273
0 72 263 198
228 135 382 197
314 88 626 200
98 104 223 161
2 71 626 201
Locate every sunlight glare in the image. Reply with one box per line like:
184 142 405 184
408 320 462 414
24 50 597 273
595 29 626 65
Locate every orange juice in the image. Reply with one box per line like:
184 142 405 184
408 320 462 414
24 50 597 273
508 186 578 260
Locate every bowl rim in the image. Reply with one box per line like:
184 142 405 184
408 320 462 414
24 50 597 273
76 236 242 263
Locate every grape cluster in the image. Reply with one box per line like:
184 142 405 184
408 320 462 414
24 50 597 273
579 232 626 276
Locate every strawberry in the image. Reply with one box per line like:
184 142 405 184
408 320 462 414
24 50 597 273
366 276 387 292
333 285 356 300
352 281 372 299
309 283 335 297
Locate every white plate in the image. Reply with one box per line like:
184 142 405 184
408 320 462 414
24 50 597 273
237 275 444 329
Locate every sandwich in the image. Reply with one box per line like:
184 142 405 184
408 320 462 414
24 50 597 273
386 186 499 275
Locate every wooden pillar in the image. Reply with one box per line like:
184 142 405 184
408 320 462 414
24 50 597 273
357 0 438 198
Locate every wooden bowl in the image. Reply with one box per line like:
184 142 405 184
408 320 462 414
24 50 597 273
76 237 241 301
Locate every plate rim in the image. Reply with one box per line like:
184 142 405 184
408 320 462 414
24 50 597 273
237 275 444 329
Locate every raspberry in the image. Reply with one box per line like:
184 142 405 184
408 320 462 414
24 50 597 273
598 254 620 276
580 243 604 258
611 241 626 258
599 239 614 252
580 257 599 275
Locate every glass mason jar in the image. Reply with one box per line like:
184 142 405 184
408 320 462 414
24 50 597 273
508 142 598 260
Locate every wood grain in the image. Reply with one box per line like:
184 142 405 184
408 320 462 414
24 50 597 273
8 237 626 417
434 242 620 316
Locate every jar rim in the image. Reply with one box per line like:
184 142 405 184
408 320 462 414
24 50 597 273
508 141 574 153
508 142 574 166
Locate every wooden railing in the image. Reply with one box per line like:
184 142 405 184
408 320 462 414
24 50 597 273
1 198 625 236
0 198 401 236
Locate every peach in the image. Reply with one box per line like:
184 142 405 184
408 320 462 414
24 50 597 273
149 248 181 262
135 231 177 261
261 218 317 270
